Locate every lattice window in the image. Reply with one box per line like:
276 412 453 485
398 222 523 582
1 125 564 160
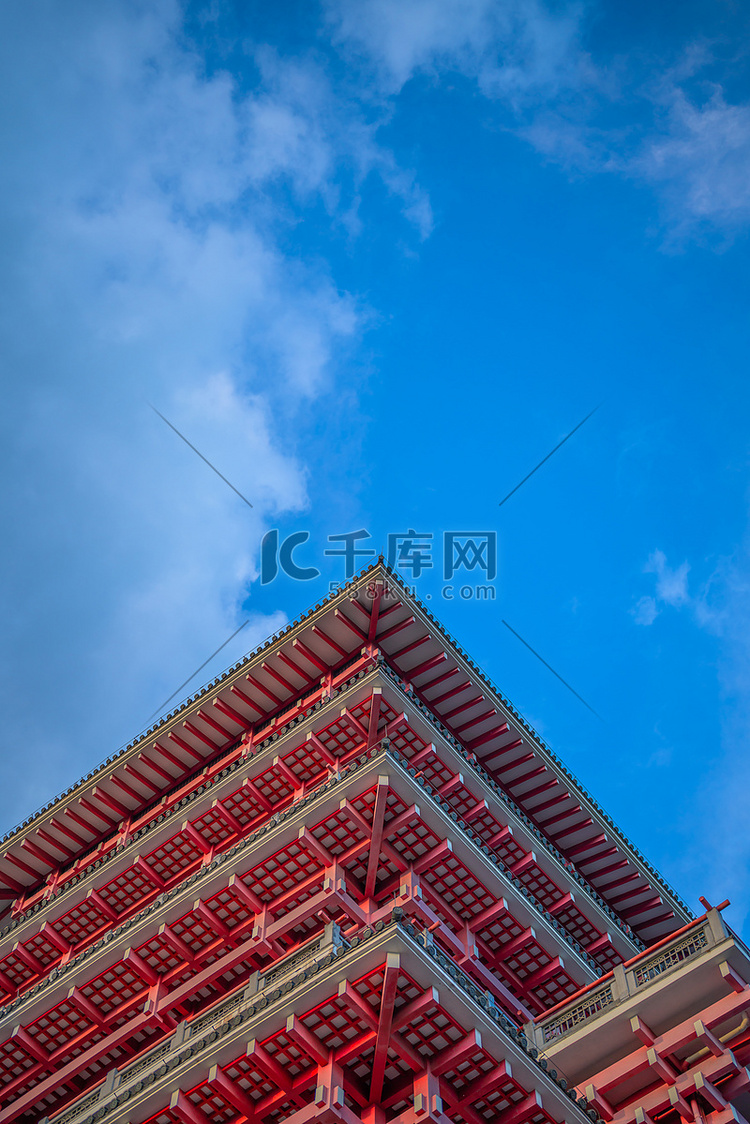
476 1085 528 1120
80 963 145 1017
99 865 159 915
242 841 321 902
424 856 495 921
54 898 112 944
145 831 204 882
192 807 235 848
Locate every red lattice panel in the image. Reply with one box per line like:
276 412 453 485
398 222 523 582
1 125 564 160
192 806 236 848
242 840 322 902
352 694 393 742
281 741 329 786
592 943 622 973
136 932 187 976
420 755 455 790
53 898 112 945
223 1048 304 1102
443 1041 496 1091
316 714 365 758
80 962 146 1017
517 864 563 912
253 766 294 806
477 911 527 954
222 784 265 826
172 911 221 956
0 1038 35 1085
504 938 551 982
99 865 160 915
26 997 95 1052
205 886 253 931
0 951 36 991
444 780 483 820
388 717 427 759
399 990 464 1063
268 872 324 926
532 971 579 1009
263 1027 318 1081
24 932 63 971
423 855 495 922
181 1082 237 1124
389 817 441 866
553 901 600 948
311 808 366 858
144 831 204 882
300 990 369 1053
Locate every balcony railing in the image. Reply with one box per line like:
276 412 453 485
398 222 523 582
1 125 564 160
534 912 725 1046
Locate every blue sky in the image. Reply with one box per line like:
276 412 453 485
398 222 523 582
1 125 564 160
1 0 749 935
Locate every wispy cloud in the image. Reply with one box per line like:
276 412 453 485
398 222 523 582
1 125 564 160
325 0 588 103
633 540 750 928
636 85 750 236
327 0 750 240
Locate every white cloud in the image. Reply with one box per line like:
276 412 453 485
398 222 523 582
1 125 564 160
0 1 424 830
634 542 750 930
326 0 587 104
633 595 660 626
645 548 691 608
328 0 750 239
637 86 750 235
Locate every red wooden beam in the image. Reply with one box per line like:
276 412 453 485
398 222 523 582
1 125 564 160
365 779 389 899
334 608 366 641
311 624 349 658
377 615 415 644
293 636 331 672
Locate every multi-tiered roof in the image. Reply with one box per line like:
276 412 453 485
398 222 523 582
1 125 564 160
0 564 722 1124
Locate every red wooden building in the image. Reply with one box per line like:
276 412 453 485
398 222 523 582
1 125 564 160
0 563 747 1124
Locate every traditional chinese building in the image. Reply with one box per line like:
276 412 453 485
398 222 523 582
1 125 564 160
0 563 747 1124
